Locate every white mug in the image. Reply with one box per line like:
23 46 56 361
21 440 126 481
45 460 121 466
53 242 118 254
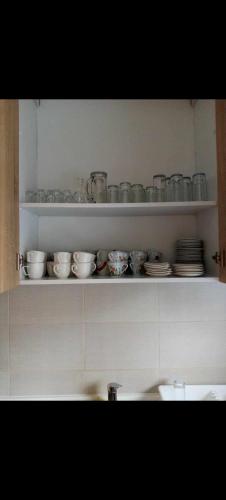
27 250 47 263
53 263 71 279
23 262 46 279
73 251 95 263
71 261 96 279
54 252 72 264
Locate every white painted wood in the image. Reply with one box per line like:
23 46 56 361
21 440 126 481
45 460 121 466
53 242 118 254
20 276 218 285
20 201 217 217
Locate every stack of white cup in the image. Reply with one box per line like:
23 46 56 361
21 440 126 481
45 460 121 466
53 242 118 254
23 251 47 279
53 252 72 279
71 252 96 279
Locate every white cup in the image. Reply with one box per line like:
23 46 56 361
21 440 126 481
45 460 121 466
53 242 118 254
73 251 95 263
53 263 71 279
71 261 96 279
46 261 55 277
27 250 47 263
23 262 46 279
54 252 72 264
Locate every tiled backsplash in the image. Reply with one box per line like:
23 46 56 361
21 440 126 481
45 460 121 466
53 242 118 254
1 283 226 396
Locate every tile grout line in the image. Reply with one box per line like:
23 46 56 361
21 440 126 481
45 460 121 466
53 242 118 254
82 286 87 370
157 284 160 382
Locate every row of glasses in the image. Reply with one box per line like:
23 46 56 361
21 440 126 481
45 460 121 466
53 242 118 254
25 187 88 203
149 173 208 202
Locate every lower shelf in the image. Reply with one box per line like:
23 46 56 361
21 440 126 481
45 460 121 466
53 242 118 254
20 276 218 285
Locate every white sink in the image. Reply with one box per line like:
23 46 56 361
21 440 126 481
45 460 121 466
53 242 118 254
159 384 226 401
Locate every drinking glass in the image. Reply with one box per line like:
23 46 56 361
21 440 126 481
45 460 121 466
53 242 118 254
180 176 192 201
153 175 166 201
192 173 208 201
74 177 88 203
145 186 157 202
87 171 107 203
46 190 55 203
63 190 73 203
107 185 119 203
54 190 64 203
35 189 46 203
131 184 145 202
166 177 171 201
119 182 132 203
170 174 183 201
25 190 35 202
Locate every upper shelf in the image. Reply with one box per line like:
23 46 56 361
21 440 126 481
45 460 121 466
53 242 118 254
20 201 217 217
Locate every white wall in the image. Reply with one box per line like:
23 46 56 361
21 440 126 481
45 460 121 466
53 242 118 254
37 99 196 189
1 283 226 396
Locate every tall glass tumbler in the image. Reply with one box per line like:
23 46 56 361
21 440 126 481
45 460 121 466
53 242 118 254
192 173 208 201
170 174 183 201
153 175 166 202
180 176 192 201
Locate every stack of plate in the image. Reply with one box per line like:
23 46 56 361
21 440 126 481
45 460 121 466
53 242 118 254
144 262 172 277
175 239 204 263
173 263 205 277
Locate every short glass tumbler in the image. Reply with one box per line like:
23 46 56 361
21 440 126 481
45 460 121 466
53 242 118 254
131 184 145 202
25 190 35 202
107 185 119 203
145 186 157 202
119 182 132 203
192 173 208 201
35 189 46 203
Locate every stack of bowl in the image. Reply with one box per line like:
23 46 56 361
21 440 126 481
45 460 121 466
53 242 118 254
108 251 129 277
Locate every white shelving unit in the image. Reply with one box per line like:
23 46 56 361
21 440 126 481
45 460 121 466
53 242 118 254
20 276 218 285
19 99 219 286
20 201 217 217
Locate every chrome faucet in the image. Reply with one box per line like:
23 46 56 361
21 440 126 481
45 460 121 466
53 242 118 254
107 382 122 401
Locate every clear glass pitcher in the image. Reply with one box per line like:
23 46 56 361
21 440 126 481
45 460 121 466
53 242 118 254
87 171 107 203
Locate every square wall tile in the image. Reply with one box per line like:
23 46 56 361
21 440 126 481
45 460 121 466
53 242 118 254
10 370 85 396
84 284 158 323
85 322 159 370
82 369 160 394
11 324 84 371
159 283 226 322
158 366 226 385
10 286 84 325
0 371 10 396
160 321 226 369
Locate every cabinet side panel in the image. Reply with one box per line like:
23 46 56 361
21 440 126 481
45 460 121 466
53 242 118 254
19 100 38 202
216 100 226 282
0 100 19 293
197 208 219 277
